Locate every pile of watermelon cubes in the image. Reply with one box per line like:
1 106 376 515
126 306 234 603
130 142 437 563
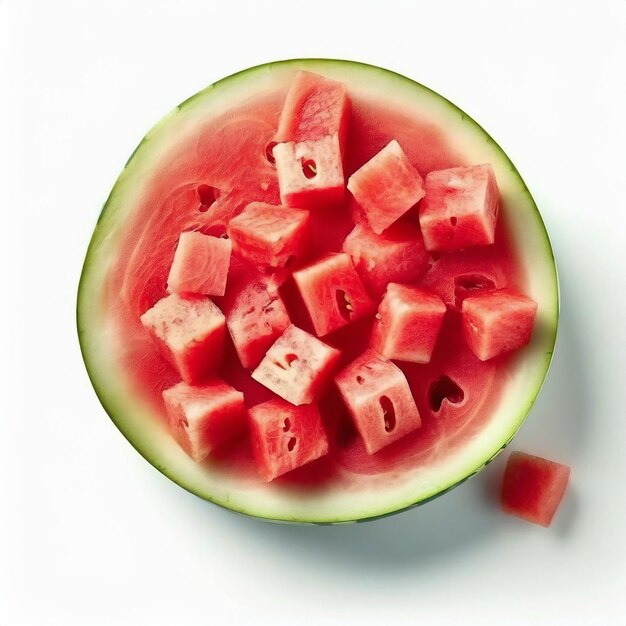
140 71 542 487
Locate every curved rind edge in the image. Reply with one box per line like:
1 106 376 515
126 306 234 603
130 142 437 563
77 58 559 524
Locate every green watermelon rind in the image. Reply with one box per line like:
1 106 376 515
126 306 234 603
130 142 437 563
77 59 559 524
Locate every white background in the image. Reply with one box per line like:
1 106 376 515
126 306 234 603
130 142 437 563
1 1 625 624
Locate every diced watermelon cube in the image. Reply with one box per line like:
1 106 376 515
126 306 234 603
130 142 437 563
275 70 350 151
372 284 446 364
501 452 570 527
162 380 247 463
419 163 499 252
462 289 537 361
222 279 291 369
227 202 310 268
249 398 329 481
342 222 430 297
335 349 422 454
251 325 340 406
273 136 344 209
140 293 225 384
347 140 425 235
293 253 375 337
167 231 231 296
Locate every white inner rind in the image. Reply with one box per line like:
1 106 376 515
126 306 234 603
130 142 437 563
77 60 558 523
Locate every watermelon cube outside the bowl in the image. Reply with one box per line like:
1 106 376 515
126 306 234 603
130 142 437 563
347 140 425 235
501 452 571 527
372 284 446 364
251 325 341 406
227 202 310 269
140 293 225 384
223 280 291 369
273 71 350 210
462 289 538 361
162 381 247 463
335 349 422 454
249 398 329 481
293 253 375 337
419 164 499 252
167 231 231 296
342 222 430 297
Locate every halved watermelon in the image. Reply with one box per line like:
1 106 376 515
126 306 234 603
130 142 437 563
77 60 558 523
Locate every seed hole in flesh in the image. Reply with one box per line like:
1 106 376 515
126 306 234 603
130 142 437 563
356 375 364 385
265 141 278 165
283 417 291 432
336 289 353 321
197 184 219 211
380 396 396 433
450 216 458 226
287 437 297 451
284 255 296 268
429 376 465 412
301 158 317 179
454 273 496 308
273 353 298 370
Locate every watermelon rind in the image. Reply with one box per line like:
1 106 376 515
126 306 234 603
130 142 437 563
77 59 559 524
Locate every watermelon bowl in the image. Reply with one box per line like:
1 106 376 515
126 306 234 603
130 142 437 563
77 59 558 524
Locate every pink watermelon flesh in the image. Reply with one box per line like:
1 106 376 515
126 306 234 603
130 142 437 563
227 201 310 268
109 70 529 490
167 231 231 296
251 324 341 406
454 272 497 309
273 71 350 210
462 289 537 361
273 136 345 209
419 164 499 252
372 283 446 364
140 293 225 384
293 252 375 336
162 380 247 462
342 221 430 297
501 452 570 527
274 70 350 150
221 277 291 369
335 349 422 454
249 398 329 481
347 140 425 235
